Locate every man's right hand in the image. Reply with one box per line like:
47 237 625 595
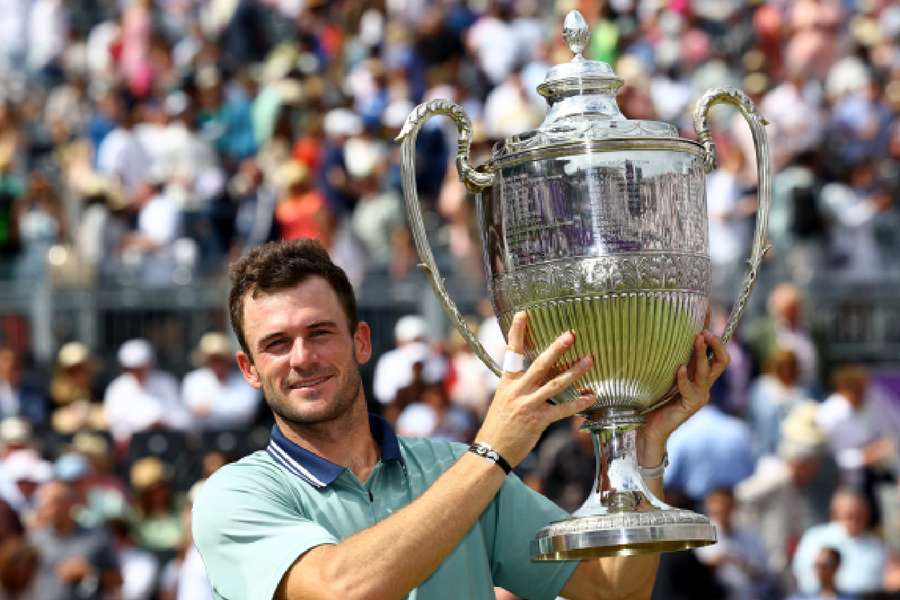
474 311 595 468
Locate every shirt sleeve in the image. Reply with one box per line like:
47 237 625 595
486 473 580 600
192 464 339 600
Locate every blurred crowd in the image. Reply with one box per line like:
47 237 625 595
0 0 899 598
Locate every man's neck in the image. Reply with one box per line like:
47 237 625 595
275 401 381 482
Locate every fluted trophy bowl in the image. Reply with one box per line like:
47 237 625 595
396 10 771 559
483 147 710 411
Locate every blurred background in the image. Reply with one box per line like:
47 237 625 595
0 0 898 599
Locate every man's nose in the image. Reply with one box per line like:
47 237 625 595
289 338 317 368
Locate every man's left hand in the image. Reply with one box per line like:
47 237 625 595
637 324 731 466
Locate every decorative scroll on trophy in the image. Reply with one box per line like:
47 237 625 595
396 10 771 559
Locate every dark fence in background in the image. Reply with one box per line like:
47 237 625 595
1 266 899 388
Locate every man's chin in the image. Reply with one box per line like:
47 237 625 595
271 398 346 426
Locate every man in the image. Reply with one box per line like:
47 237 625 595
372 314 447 409
736 402 837 581
182 332 261 430
192 239 730 599
792 487 887 595
102 338 190 445
817 364 900 486
29 479 121 599
664 398 756 507
695 487 771 600
787 547 854 600
0 347 46 428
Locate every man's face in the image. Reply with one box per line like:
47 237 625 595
236 277 371 427
833 494 869 537
704 491 734 527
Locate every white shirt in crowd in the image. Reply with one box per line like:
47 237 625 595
695 521 770 600
103 370 191 443
372 342 447 406
181 367 260 431
97 127 151 195
817 388 900 471
119 546 159 600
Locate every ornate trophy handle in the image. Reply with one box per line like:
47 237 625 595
692 87 772 345
395 100 501 376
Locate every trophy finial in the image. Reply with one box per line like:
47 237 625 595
563 10 590 58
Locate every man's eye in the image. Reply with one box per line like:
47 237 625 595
266 339 290 352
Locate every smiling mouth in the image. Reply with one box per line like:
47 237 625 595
288 374 332 390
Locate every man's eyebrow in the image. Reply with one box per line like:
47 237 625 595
257 331 287 350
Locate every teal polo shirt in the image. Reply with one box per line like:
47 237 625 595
193 415 579 599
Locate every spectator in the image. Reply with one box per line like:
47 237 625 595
102 339 189 445
95 93 151 198
65 435 128 529
182 332 260 430
0 536 40 600
372 315 447 408
0 417 33 459
0 348 46 428
349 154 404 269
748 348 814 456
273 161 327 242
29 479 122 600
15 171 66 280
745 283 819 391
737 402 838 581
793 487 887 596
128 457 182 558
157 480 213 600
121 177 184 287
48 342 105 434
787 547 855 600
665 401 756 507
1 449 51 522
817 365 900 490
696 487 772 600
106 516 159 600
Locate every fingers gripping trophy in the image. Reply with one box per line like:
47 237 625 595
396 10 771 559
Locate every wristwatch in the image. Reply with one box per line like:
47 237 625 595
638 452 668 480
468 442 512 475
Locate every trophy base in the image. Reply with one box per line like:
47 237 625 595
531 408 717 560
531 508 716 559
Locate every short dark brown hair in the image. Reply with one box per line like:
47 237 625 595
228 240 359 357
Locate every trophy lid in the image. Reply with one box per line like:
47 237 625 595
536 11 624 107
491 10 684 166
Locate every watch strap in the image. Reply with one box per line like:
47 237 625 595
468 442 512 475
639 452 668 480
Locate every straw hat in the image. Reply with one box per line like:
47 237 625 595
57 341 91 369
192 332 233 367
130 456 167 491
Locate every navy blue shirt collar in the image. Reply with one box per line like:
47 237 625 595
267 414 403 488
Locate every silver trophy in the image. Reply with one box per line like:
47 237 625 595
396 10 770 559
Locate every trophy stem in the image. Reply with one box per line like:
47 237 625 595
531 407 717 560
574 409 669 518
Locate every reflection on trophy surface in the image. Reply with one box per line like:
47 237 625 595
397 10 771 559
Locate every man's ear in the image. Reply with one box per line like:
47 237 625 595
353 321 372 365
236 351 261 389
